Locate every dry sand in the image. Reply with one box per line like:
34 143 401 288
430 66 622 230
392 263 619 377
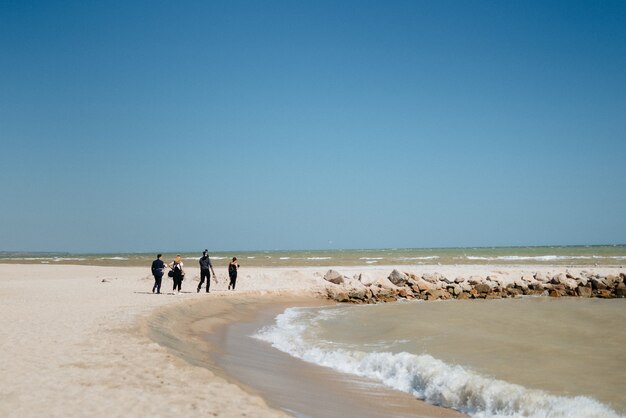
1 263 623 417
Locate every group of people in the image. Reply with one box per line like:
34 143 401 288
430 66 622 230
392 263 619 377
150 250 240 294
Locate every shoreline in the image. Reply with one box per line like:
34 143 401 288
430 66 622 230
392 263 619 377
148 293 465 417
1 263 624 417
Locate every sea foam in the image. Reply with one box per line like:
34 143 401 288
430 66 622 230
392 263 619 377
254 308 622 418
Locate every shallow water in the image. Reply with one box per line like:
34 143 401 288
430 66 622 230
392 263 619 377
256 298 626 417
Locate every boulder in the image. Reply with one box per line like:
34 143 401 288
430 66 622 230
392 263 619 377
468 276 483 285
475 283 491 294
425 289 448 300
605 275 621 288
615 283 626 298
414 278 436 292
562 278 578 291
440 276 455 284
576 286 592 298
324 270 345 285
534 272 547 282
454 276 466 284
388 269 409 286
356 273 378 286
372 277 400 290
591 278 607 291
327 286 349 302
459 281 473 292
457 292 470 300
551 273 567 285
596 289 613 299
348 287 367 301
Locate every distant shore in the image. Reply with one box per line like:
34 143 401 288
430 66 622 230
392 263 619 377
1 263 624 417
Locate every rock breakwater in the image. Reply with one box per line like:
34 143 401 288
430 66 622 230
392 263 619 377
323 269 626 304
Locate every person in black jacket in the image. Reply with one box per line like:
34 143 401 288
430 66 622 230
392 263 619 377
228 257 239 290
150 254 166 294
197 250 216 293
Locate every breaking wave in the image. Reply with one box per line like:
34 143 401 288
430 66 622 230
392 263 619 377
254 308 621 418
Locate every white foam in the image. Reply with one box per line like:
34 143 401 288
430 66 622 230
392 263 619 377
464 255 597 261
99 257 129 260
52 257 86 262
306 257 332 260
398 256 440 260
360 257 383 260
255 308 622 418
279 257 291 260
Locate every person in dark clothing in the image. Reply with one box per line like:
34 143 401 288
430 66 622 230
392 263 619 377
151 254 166 294
169 255 185 294
197 250 216 293
228 257 239 290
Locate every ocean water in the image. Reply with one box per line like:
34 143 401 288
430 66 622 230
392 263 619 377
255 298 626 417
1 245 625 267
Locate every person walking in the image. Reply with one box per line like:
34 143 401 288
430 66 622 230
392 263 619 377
150 253 167 294
228 257 239 290
169 255 185 294
197 249 216 293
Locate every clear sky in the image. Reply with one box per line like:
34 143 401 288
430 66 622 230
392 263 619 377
1 0 625 253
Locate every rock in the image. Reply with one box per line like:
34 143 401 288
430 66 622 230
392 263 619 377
605 275 621 288
551 273 567 285
440 276 455 284
345 278 366 289
591 278 607 291
576 286 592 298
324 270 345 285
615 283 626 298
459 281 473 292
426 289 447 300
101 279 109 283
388 270 409 286
534 272 547 282
376 288 398 303
327 286 349 302
421 273 439 284
454 276 466 284
468 276 483 285
348 287 367 301
513 278 528 290
373 277 400 290
414 278 436 292
475 283 491 294
449 284 462 296
596 289 613 299
562 278 578 291
357 273 378 286
457 292 470 300
507 288 522 297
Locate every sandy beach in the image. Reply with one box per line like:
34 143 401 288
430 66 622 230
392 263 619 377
1 263 623 417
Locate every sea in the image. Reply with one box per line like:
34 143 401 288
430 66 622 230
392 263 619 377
1 245 625 267
255 297 626 417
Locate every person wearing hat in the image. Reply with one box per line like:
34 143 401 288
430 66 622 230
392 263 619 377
197 250 216 293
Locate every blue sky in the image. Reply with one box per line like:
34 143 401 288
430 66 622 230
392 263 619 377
1 1 625 252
